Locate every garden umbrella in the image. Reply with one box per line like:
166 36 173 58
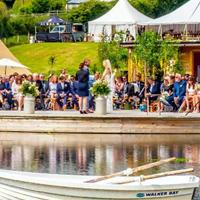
0 58 30 75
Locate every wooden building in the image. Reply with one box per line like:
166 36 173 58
122 41 200 82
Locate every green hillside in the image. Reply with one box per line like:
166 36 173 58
10 42 100 75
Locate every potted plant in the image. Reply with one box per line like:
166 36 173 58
90 80 111 115
19 81 39 114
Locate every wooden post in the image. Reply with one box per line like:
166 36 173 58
144 62 149 114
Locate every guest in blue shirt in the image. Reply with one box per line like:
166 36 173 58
173 73 186 109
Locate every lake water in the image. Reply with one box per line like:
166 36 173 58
0 133 199 198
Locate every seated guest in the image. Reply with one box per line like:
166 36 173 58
33 73 43 93
0 76 5 106
48 75 58 110
27 74 33 83
173 73 186 110
160 76 174 111
146 77 161 102
2 76 13 109
185 76 197 112
48 75 58 97
56 75 71 110
134 73 145 102
39 74 49 110
115 77 124 98
11 76 23 111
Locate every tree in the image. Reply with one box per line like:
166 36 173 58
48 55 56 74
133 31 183 78
133 31 160 77
98 37 128 71
159 36 180 75
31 0 50 13
67 0 114 23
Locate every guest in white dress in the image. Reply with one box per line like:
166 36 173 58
11 76 23 111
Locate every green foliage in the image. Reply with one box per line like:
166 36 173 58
2 35 29 47
159 37 180 74
129 0 188 18
0 14 48 38
31 0 50 13
90 79 111 97
0 1 7 14
67 0 114 23
133 31 160 76
48 55 56 73
98 39 128 70
175 158 189 163
133 31 183 76
50 0 65 11
12 0 32 13
19 80 39 97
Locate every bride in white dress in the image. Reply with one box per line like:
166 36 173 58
102 59 115 113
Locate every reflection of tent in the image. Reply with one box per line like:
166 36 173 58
0 40 31 75
141 0 200 33
0 58 30 76
88 0 152 41
38 16 66 26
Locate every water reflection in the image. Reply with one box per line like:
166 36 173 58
0 134 200 176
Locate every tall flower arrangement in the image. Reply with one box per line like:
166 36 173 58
90 80 111 97
19 81 39 97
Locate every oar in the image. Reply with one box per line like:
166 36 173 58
113 168 194 184
85 157 176 183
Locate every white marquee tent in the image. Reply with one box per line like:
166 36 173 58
88 0 152 42
141 0 200 34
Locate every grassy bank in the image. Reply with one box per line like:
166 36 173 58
10 42 100 75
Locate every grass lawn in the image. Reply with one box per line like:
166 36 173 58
10 42 100 75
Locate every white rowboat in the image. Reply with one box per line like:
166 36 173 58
0 170 198 200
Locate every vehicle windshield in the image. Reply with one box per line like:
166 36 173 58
50 26 65 33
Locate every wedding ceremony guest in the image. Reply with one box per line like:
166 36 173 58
2 76 12 109
27 74 33 83
173 73 187 110
135 73 145 102
76 62 90 114
146 77 161 102
48 75 58 98
33 73 43 93
160 76 174 111
39 74 49 110
115 77 125 98
185 76 197 112
56 75 71 110
11 76 23 111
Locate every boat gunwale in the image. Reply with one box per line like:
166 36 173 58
0 170 198 191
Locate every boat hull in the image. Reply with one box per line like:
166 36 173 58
0 170 198 200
